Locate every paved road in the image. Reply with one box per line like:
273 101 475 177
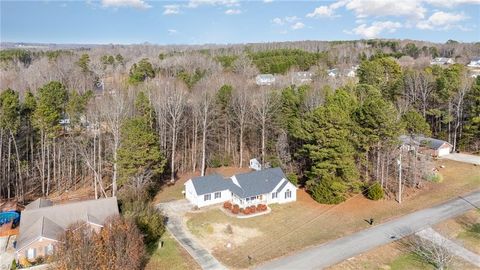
442 153 480 165
256 191 480 270
416 227 480 267
158 200 226 270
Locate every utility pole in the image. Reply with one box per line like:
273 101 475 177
397 149 402 204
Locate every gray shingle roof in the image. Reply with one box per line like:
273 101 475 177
189 168 289 199
24 198 53 211
399 135 451 150
17 197 119 251
191 174 231 195
275 180 288 193
232 167 286 198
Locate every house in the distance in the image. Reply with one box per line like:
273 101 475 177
430 57 454 66
292 71 313 84
255 74 276 86
327 68 339 77
16 197 119 262
184 167 297 208
399 135 452 157
467 57 480 69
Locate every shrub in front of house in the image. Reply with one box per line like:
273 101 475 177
256 204 267 212
249 206 256 214
223 201 232 209
243 208 251 215
232 204 239 214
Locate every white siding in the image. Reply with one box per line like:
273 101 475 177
276 181 297 204
195 189 231 208
184 180 198 205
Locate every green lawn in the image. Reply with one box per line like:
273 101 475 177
145 231 200 270
389 253 434 270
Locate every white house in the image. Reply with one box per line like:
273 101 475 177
292 71 313 84
255 74 276 86
430 57 454 66
184 168 297 208
467 57 480 68
327 68 339 77
399 135 452 157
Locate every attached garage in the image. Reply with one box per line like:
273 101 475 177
437 145 452 157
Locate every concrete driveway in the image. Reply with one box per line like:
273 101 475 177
255 191 480 270
158 200 226 270
442 153 480 165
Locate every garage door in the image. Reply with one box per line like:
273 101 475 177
438 148 450 157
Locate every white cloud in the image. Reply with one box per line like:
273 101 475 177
285 16 299 22
263 0 274 2
272 17 283 25
425 0 480 8
351 21 402 38
307 5 337 18
417 11 467 29
225 9 241 14
101 0 151 9
291 22 305 30
187 0 239 8
168 29 178 34
163 4 180 15
345 0 426 20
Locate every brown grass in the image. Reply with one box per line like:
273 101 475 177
434 209 480 254
186 160 480 269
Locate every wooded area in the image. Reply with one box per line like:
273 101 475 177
1 39 479 204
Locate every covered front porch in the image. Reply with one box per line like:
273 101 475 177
231 193 266 207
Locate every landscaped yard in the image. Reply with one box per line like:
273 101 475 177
184 159 480 269
145 231 200 270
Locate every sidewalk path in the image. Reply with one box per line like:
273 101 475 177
158 200 226 270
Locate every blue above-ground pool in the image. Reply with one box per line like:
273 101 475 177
0 211 20 226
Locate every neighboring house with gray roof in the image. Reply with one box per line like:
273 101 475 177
16 197 119 262
399 135 452 157
184 168 296 208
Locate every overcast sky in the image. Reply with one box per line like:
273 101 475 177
1 0 479 45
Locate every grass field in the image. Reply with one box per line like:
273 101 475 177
184 159 480 269
329 241 478 270
145 231 200 270
434 209 480 254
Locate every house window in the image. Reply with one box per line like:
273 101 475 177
214 192 221 199
27 248 35 260
285 189 292 199
250 196 256 201
204 194 211 201
272 192 278 199
47 244 54 255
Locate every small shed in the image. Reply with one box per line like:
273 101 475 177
249 158 262 171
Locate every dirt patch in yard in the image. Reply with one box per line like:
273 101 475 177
207 223 262 250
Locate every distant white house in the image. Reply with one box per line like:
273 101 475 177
430 57 454 66
327 68 339 77
399 135 452 157
256 74 276 86
346 68 357 78
184 168 297 208
292 71 313 84
249 158 262 171
467 57 480 68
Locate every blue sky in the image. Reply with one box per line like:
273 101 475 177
1 0 479 45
